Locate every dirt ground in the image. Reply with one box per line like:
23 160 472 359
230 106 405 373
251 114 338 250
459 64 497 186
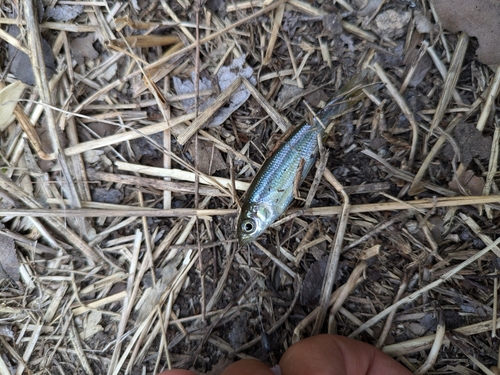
1 0 500 374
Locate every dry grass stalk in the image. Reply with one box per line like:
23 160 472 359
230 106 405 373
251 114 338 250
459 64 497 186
0 28 29 55
426 44 463 104
301 194 500 215
108 230 142 371
235 278 302 353
305 150 329 208
3 194 500 218
107 35 181 49
0 82 50 159
263 4 285 66
414 311 446 374
115 161 248 192
56 113 196 158
92 170 225 196
242 78 291 131
313 169 350 335
145 0 288 72
425 31 467 125
0 172 104 264
252 241 295 278
372 62 418 167
177 77 243 145
383 316 500 356
409 32 470 192
399 40 429 94
460 213 500 257
160 0 196 43
375 273 410 348
293 278 366 342
349 236 500 338
328 259 369 326
476 65 500 133
22 0 59 154
483 119 500 218
407 93 486 195
2 0 500 373
363 148 456 196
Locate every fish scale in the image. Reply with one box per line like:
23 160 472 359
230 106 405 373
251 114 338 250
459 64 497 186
246 123 320 213
237 71 370 245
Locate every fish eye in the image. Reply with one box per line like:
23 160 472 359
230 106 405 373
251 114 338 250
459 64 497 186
241 219 255 233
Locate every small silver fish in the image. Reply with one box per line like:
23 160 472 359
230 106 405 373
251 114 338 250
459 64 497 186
237 71 370 245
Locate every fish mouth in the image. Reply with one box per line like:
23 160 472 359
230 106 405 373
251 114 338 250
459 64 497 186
237 233 252 247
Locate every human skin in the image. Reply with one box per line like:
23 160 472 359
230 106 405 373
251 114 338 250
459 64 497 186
158 334 412 375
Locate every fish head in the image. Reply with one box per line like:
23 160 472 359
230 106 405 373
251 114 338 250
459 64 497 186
237 202 273 245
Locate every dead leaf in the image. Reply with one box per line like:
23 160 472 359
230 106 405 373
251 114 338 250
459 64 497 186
0 81 26 131
304 86 329 107
71 35 99 66
453 122 492 166
420 312 438 330
432 0 500 65
135 259 181 323
187 139 227 175
428 216 445 244
46 4 84 21
37 123 68 153
0 233 19 282
0 325 14 339
227 314 248 348
402 32 432 88
8 26 56 86
87 122 117 137
206 0 226 16
357 0 384 17
173 55 256 127
373 9 411 39
408 322 427 336
282 11 302 37
276 84 303 110
130 132 163 164
449 170 485 196
322 13 343 37
91 187 123 204
81 311 103 340
83 150 103 164
413 10 434 34
300 257 327 306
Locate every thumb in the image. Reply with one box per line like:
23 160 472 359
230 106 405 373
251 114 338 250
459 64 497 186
279 334 412 375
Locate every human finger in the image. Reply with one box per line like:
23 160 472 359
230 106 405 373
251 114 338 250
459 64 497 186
279 334 412 375
220 358 274 375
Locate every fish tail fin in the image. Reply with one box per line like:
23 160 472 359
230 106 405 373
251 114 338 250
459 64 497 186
319 69 381 125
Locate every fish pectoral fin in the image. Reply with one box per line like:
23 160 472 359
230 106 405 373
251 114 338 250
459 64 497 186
293 158 306 202
254 202 274 223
